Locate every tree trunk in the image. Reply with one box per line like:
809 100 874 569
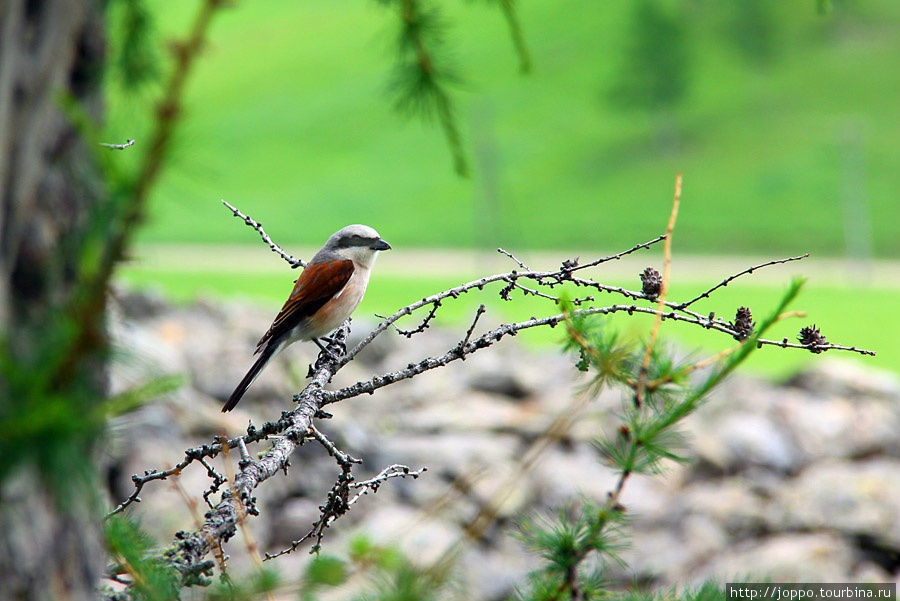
0 1 107 600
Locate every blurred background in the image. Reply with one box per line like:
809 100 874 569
106 0 899 375
42 0 899 595
5 1 900 597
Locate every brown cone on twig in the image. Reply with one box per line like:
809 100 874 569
730 306 755 341
798 325 827 353
640 267 662 299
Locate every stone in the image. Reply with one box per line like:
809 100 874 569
772 459 900 548
104 290 900 596
689 532 859 582
355 505 460 567
786 359 900 401
672 477 768 537
776 390 900 460
687 411 805 474
397 391 545 434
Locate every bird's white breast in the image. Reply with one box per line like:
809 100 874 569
301 264 371 339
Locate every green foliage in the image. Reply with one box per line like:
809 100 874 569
105 516 181 601
616 582 726 601
204 569 281 601
97 374 186 418
289 536 451 601
348 534 405 571
386 0 468 175
0 322 102 496
302 555 348 600
389 0 456 120
723 0 780 65
474 0 532 73
106 0 162 92
608 0 689 112
203 569 280 601
349 537 450 601
561 313 630 383
518 501 625 574
513 283 803 600
644 278 804 439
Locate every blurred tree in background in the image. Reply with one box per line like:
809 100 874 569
724 0 780 66
0 1 108 599
607 0 688 114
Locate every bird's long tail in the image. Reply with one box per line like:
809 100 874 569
222 342 279 412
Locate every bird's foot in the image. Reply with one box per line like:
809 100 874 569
318 334 348 357
312 337 342 365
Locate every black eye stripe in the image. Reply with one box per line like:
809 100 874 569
337 234 375 248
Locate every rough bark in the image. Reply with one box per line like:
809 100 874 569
0 1 107 600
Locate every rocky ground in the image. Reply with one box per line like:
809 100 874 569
106 289 900 598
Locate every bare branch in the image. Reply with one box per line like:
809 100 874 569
569 234 667 271
677 254 810 309
161 327 350 578
109 413 323 516
111 235 872 522
264 463 426 561
263 423 421 561
108 461 189 516
221 200 306 268
497 247 530 270
376 299 442 338
99 138 135 150
454 304 486 358
343 234 668 365
331 301 876 407
309 424 362 468
198 457 226 510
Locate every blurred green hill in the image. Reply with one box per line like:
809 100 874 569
105 0 900 256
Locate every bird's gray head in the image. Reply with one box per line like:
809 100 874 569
316 224 391 268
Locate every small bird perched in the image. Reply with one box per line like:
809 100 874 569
222 224 390 412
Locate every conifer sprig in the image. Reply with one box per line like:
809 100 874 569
388 0 468 175
516 277 806 600
485 0 532 73
514 178 809 600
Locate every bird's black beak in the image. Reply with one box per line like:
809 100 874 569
371 239 391 251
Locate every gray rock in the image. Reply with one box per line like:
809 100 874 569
531 446 621 507
690 532 858 582
112 287 171 320
687 411 805 474
672 477 768 537
105 290 900 597
345 318 399 367
397 391 545 434
772 459 900 547
355 505 460 567
266 498 323 548
776 390 900 459
459 537 538 601
786 359 900 401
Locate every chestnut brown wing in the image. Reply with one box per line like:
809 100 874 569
255 259 354 352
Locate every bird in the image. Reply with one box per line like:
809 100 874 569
222 224 391 412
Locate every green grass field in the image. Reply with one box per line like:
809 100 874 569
106 2 896 380
105 0 900 256
117 262 894 378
